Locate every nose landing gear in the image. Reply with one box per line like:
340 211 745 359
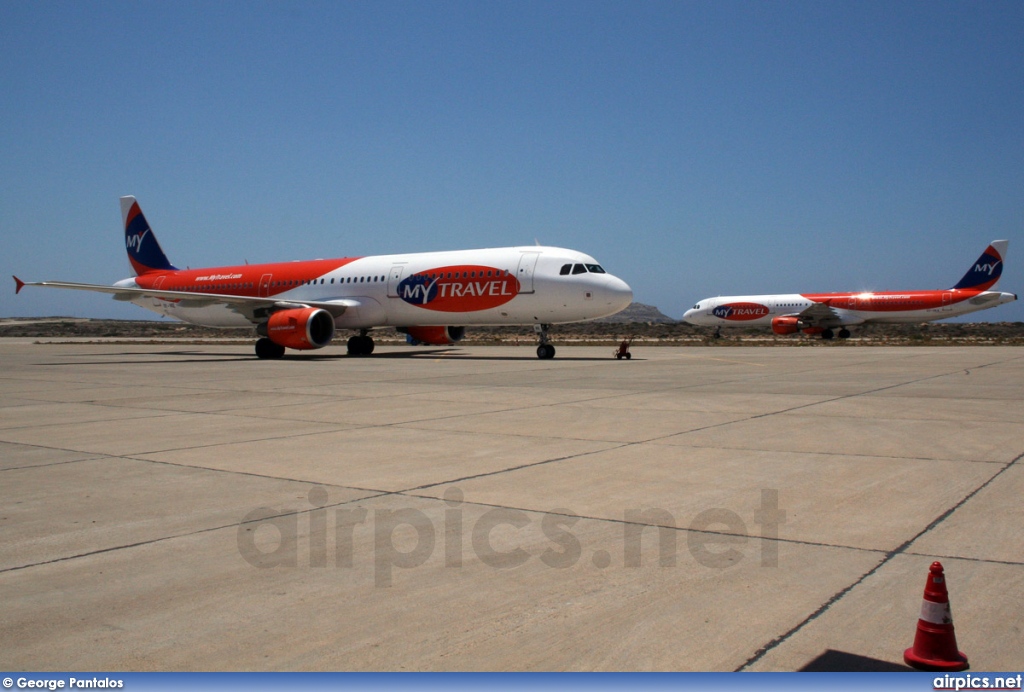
534 323 556 359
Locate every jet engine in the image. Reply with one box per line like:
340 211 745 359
770 316 803 335
263 307 335 350
402 326 466 345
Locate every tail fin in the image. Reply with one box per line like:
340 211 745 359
121 196 177 275
952 240 1007 291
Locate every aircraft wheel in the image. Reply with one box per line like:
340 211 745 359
625 352 631 359
348 335 375 356
255 338 285 360
838 328 851 339
537 344 556 359
821 329 834 340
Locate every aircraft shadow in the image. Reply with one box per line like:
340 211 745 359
40 348 643 364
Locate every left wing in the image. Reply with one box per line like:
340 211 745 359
792 300 840 326
13 277 353 323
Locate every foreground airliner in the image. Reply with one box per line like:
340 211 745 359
684 241 1016 339
15 196 632 359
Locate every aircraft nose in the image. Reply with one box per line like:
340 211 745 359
605 275 633 312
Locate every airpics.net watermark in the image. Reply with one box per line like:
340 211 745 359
237 486 786 587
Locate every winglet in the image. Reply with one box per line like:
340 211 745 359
13 276 25 294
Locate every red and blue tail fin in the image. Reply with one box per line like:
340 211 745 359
121 196 177 276
952 240 1007 291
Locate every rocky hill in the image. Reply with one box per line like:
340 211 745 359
597 302 676 323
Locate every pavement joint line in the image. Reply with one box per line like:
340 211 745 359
2 446 396 497
0 426 358 458
656 444 1011 466
901 551 1024 568
390 493 1024 571
7 476 1020 580
651 361 1018 447
735 448 1024 671
0 456 109 473
0 409 192 433
390 492 896 556
399 444 634 492
119 453 398 495
0 492 394 576
391 380 1014 492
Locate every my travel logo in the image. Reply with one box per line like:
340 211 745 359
974 259 1002 277
712 302 769 321
126 228 150 254
398 265 519 312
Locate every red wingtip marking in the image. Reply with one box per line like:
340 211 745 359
13 276 25 294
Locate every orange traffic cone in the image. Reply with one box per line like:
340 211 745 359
904 561 969 671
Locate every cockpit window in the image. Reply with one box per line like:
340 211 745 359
585 264 606 274
559 264 572 275
571 264 587 274
693 303 701 310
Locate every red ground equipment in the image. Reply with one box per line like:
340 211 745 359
614 336 633 360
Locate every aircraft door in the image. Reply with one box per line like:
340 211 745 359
259 273 273 298
387 265 406 298
516 252 540 294
942 292 952 311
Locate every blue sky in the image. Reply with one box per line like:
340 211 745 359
2 1 1022 321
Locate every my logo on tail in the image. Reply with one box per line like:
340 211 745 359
975 260 1001 276
126 229 150 254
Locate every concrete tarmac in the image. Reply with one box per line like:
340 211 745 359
1 341 1021 671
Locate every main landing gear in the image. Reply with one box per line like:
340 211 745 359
819 328 852 340
347 330 375 356
534 323 556 359
255 337 285 360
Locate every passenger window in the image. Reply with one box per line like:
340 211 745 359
560 264 571 275
572 264 587 275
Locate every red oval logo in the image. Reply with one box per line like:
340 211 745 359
398 265 520 312
712 302 770 321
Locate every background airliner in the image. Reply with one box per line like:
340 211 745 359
683 241 1016 339
14 196 632 359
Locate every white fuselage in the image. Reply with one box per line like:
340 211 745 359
128 246 633 330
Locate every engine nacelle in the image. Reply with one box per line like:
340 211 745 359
263 308 335 350
771 316 804 335
402 326 466 346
